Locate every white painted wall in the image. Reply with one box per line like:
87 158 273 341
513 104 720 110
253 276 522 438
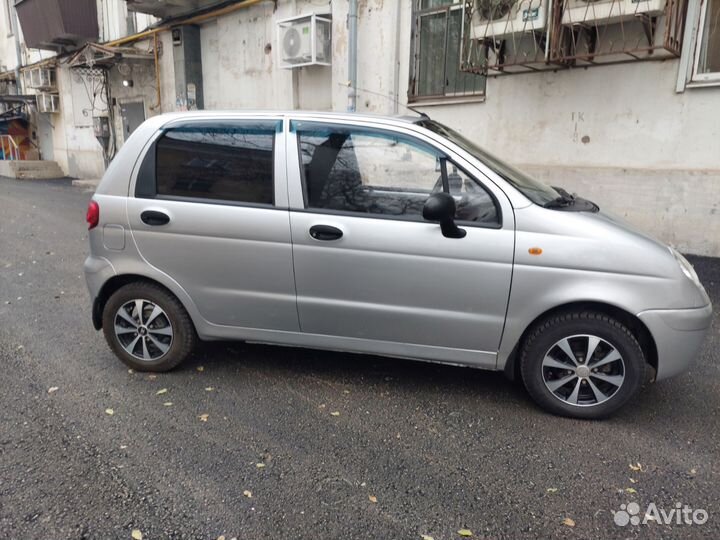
97 0 157 42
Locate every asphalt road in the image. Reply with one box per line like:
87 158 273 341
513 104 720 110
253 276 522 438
0 177 718 540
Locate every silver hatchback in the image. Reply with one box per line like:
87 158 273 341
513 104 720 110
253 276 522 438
84 111 712 418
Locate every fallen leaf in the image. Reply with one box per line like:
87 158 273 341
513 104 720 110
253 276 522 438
330 411 340 417
562 517 576 527
368 495 377 503
421 535 434 540
343 390 350 394
625 487 637 493
629 462 643 472
198 413 209 422
131 530 143 540
120 445 128 449
546 488 558 493
163 402 173 407
629 478 637 483
243 490 252 498
205 387 214 392
217 536 225 540
689 468 697 475
156 388 168 395
196 366 205 372
256 463 265 468
105 408 114 416
457 529 473 537
48 387 59 394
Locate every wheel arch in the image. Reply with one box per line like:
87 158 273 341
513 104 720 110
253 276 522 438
93 274 193 331
502 301 658 382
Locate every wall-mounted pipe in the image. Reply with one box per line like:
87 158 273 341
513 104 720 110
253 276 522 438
347 0 358 112
150 32 161 111
105 0 267 48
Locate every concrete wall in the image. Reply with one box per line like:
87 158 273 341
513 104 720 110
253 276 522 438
97 0 156 42
52 68 106 179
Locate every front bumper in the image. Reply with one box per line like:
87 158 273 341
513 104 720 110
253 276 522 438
638 303 713 380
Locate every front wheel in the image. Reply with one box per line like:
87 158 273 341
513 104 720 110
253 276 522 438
102 282 197 372
520 311 647 419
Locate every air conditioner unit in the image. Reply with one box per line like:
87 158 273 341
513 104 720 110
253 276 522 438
26 67 57 90
277 13 331 69
472 0 548 39
36 93 60 113
561 0 666 26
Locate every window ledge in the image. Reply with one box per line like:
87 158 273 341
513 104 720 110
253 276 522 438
687 79 720 89
407 95 486 107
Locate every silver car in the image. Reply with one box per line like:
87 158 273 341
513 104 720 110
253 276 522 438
84 111 712 419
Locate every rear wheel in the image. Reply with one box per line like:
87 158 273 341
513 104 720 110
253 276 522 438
102 282 196 372
520 311 646 419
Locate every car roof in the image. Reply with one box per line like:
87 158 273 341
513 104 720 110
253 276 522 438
152 110 424 127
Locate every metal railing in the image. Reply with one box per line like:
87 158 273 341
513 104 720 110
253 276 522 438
0 135 22 161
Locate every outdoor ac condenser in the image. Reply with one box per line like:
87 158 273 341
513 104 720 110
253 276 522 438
472 0 548 39
26 67 57 90
36 93 60 114
277 13 331 69
561 0 667 25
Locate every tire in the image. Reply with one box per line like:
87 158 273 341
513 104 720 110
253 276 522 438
519 311 646 419
102 281 197 372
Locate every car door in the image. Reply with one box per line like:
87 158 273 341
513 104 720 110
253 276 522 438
127 118 299 331
286 119 515 367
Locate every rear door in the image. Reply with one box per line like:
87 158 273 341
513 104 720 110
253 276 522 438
127 118 299 331
286 119 515 366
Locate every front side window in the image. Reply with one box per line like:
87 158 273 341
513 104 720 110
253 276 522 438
296 123 499 225
693 0 720 83
155 124 276 204
410 0 485 101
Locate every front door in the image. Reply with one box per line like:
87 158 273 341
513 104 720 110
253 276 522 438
286 120 514 366
120 101 146 142
127 119 298 331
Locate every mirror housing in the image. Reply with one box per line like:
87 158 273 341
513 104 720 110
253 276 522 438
423 192 466 239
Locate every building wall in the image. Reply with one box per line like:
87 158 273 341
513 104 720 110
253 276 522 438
97 0 156 42
170 0 718 255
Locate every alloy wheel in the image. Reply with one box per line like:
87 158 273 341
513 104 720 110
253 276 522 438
114 299 173 361
541 334 625 407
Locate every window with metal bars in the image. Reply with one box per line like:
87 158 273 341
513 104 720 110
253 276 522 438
409 0 486 101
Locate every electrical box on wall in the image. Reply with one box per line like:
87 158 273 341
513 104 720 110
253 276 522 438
277 13 331 69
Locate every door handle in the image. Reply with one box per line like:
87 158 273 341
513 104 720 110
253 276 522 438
141 210 170 226
309 224 343 241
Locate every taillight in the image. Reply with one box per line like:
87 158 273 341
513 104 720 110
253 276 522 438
86 200 99 230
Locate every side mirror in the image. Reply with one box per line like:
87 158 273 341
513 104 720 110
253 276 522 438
423 192 466 239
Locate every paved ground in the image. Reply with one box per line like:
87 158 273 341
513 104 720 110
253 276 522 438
0 177 718 540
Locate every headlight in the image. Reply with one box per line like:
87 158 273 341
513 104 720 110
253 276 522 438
670 247 701 286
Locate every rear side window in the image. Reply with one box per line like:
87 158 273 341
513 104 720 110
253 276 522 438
153 124 276 205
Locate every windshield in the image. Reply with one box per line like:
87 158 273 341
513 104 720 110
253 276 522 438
417 119 560 205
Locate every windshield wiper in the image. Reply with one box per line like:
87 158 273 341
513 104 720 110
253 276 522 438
544 186 576 208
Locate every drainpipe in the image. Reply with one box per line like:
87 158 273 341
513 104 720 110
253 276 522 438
347 0 358 112
12 6 22 93
392 0 401 114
